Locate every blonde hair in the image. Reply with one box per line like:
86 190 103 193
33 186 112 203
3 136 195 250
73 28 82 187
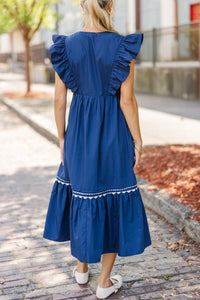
80 0 119 34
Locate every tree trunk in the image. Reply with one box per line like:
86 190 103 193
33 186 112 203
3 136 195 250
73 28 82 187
24 39 32 94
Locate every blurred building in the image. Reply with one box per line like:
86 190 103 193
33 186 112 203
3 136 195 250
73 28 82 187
0 0 199 99
0 0 128 70
42 0 128 48
128 0 200 31
126 0 200 100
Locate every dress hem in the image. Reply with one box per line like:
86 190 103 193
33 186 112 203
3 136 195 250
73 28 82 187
43 178 152 264
71 241 152 264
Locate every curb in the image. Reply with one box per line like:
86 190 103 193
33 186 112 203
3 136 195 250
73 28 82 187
137 177 200 244
1 95 200 244
0 96 59 146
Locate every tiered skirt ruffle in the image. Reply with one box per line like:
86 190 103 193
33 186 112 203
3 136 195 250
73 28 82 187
43 176 152 263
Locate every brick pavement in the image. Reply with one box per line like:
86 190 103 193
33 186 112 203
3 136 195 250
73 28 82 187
0 102 200 299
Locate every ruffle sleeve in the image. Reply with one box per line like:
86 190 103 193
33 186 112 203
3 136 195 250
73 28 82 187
48 34 78 92
108 33 143 95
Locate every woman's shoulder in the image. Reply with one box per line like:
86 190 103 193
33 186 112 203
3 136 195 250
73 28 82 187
52 31 142 39
68 30 122 39
67 31 143 46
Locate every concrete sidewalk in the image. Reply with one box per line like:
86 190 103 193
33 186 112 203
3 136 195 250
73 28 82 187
0 71 200 146
1 92 200 146
0 71 200 244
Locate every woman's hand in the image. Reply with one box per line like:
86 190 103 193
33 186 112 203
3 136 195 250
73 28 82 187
59 138 64 166
133 141 143 169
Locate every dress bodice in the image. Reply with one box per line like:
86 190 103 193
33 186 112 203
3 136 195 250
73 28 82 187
49 31 143 96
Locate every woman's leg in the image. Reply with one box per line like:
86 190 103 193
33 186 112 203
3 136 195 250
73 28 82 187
98 253 117 288
76 259 88 273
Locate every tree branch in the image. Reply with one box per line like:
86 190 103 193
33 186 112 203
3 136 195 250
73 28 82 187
28 0 37 16
0 1 24 32
29 5 46 40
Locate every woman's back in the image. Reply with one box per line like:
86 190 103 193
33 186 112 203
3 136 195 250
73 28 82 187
49 31 143 96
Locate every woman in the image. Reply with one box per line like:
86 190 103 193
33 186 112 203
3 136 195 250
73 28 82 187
43 0 152 298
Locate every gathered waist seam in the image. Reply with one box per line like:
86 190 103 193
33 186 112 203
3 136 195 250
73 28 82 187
73 91 120 97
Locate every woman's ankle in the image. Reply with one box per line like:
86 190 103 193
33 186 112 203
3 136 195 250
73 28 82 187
76 262 88 273
98 275 113 288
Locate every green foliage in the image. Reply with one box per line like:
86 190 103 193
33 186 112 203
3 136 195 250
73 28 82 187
139 276 144 281
0 0 63 37
71 0 80 6
0 6 15 33
156 274 172 280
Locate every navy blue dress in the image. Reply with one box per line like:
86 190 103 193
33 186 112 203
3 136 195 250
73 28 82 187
43 31 152 263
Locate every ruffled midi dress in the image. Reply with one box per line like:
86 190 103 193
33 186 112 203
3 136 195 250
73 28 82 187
43 31 152 263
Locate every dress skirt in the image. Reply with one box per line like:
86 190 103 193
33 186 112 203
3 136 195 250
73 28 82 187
43 92 152 263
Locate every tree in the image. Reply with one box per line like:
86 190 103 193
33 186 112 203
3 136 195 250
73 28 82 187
71 0 79 5
0 0 62 94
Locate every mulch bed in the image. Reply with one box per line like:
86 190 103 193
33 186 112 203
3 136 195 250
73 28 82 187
134 144 200 223
1 91 53 99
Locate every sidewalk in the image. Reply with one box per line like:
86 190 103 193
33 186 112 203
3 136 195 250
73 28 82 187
1 72 200 146
0 71 200 244
0 102 200 299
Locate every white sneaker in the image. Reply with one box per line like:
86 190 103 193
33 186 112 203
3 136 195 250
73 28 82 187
96 274 123 299
72 266 89 284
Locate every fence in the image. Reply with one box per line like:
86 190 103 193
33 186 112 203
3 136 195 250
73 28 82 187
140 21 200 64
1 22 200 66
0 42 49 64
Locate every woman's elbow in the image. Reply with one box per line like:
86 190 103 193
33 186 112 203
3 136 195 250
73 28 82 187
54 95 66 108
120 96 139 112
120 96 134 106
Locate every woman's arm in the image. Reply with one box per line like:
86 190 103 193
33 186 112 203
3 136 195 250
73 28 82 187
54 72 68 164
120 59 143 168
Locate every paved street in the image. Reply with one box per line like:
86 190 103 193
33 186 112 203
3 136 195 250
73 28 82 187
0 102 200 299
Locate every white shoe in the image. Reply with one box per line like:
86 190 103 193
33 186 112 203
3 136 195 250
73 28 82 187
96 274 123 299
72 266 89 284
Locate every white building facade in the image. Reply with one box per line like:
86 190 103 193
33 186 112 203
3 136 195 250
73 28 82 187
0 0 199 60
